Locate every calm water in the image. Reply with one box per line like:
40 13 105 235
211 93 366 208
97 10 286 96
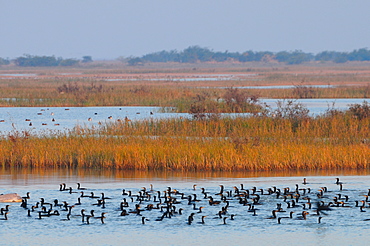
262 98 370 116
0 106 189 135
0 169 369 246
0 98 369 135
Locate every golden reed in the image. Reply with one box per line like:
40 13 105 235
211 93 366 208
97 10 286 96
0 114 368 171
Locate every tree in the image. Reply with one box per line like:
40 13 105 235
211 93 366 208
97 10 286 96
0 57 10 65
14 55 80 67
59 58 79 66
180 46 213 63
127 57 144 66
14 55 59 66
82 56 93 63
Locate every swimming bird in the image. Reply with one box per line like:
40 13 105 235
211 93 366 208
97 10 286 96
59 183 67 191
265 210 278 219
198 215 207 224
208 196 221 206
80 209 86 222
68 187 77 194
197 206 204 213
0 212 9 220
188 213 195 225
74 197 82 206
22 192 31 200
20 199 28 209
101 193 111 200
96 212 107 224
89 192 99 199
61 213 71 221
141 216 148 224
77 183 87 190
86 215 92 224
296 211 309 220
222 217 228 224
216 185 225 196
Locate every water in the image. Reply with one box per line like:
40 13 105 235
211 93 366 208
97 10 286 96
0 106 190 135
262 98 370 116
0 169 369 246
237 84 336 89
0 73 37 77
0 98 369 134
105 74 259 82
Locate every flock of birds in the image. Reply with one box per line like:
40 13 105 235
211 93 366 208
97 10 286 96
0 107 154 128
1 177 370 226
23 108 141 127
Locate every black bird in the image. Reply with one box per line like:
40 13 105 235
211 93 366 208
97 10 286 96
141 216 148 224
0 212 9 220
188 213 195 225
198 215 207 224
77 183 87 190
96 212 107 224
22 192 31 200
90 192 99 199
222 217 228 224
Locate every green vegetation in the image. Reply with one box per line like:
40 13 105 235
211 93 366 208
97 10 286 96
3 47 370 68
136 46 370 65
2 46 370 69
82 56 93 63
12 55 89 67
0 57 10 65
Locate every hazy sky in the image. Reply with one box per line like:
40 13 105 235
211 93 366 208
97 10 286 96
1 1 369 59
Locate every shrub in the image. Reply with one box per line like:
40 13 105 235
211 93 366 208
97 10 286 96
348 101 370 119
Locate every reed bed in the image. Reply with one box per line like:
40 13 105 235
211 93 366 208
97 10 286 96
0 111 369 171
1 63 370 109
1 79 370 110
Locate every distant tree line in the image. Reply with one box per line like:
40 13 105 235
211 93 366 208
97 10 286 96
0 55 93 67
0 57 10 65
2 47 370 66
127 46 370 65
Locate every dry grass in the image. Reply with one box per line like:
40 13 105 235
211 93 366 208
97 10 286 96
1 62 370 109
0 111 369 171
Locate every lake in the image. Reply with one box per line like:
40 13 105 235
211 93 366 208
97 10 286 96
0 98 369 135
0 169 369 246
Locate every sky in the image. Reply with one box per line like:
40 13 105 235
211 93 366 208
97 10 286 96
1 1 370 60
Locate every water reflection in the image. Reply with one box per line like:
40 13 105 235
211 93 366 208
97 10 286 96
1 168 370 184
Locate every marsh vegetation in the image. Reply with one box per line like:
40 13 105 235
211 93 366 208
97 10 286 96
0 62 369 171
